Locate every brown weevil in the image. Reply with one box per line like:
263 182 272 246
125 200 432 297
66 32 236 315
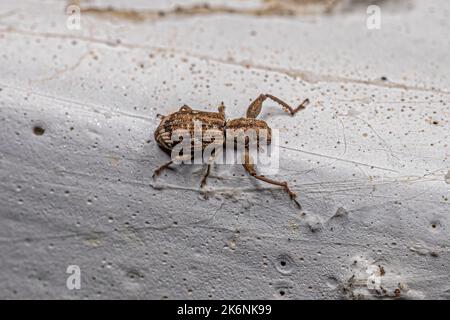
153 94 309 208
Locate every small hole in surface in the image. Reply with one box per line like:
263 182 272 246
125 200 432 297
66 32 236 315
33 126 45 136
280 261 286 267
279 290 285 296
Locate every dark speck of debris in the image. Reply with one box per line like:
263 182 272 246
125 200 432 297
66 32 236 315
381 76 388 81
33 125 45 136
430 251 439 257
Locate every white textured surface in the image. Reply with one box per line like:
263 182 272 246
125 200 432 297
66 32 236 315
0 0 449 299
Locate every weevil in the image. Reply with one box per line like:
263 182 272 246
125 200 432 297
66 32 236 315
153 94 309 207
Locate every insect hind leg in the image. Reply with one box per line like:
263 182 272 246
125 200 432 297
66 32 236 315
242 150 301 208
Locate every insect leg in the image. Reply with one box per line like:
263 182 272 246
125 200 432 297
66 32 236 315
152 160 173 178
179 105 192 112
246 94 267 118
218 101 225 116
200 164 211 188
246 94 309 118
242 150 301 208
265 94 309 116
200 148 221 188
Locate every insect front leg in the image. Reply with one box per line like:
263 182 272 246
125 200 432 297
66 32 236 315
153 153 194 180
246 94 309 119
242 149 301 208
152 160 173 178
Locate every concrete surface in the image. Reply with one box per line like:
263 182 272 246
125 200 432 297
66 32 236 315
0 0 449 299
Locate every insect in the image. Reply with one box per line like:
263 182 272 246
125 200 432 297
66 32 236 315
153 94 309 207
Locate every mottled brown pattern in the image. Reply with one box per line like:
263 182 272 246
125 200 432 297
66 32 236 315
225 118 272 145
153 95 309 208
